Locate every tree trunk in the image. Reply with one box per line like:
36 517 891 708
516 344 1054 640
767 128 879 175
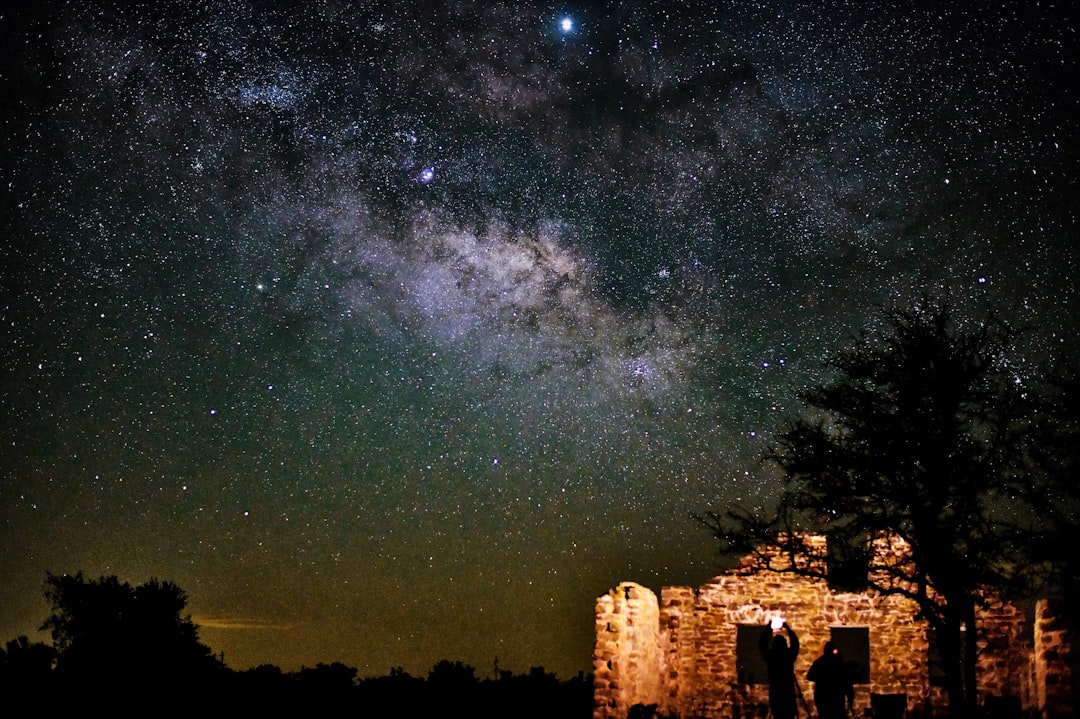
962 600 979 717
938 597 980 719
939 618 967 719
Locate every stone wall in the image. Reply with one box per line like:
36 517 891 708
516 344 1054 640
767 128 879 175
976 599 1033 705
1035 598 1075 719
654 570 933 718
594 537 1071 719
594 582 664 719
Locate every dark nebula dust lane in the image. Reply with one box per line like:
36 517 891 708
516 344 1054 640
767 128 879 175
1 0 1076 677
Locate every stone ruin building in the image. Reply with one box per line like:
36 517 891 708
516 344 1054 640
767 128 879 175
593 535 1073 719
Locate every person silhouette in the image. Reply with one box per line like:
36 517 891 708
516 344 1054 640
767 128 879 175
807 640 855 719
760 620 800 719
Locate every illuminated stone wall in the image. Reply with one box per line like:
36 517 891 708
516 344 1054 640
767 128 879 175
593 582 664 719
1035 598 1075 719
594 538 1072 719
655 571 933 718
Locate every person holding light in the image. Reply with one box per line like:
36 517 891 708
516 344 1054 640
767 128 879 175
760 617 800 719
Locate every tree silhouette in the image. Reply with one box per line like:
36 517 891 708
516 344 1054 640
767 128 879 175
702 297 1074 718
1023 360 1080 601
0 635 55 694
426 658 480 712
9 566 598 713
41 571 220 693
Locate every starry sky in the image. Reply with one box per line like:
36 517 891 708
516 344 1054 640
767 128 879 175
1 1 1076 678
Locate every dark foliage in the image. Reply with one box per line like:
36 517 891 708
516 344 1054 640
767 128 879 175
214 659 593 717
0 635 55 694
11 570 593 714
1023 359 1080 600
41 571 223 701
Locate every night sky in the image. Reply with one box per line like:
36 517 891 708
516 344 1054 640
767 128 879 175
1 1 1076 678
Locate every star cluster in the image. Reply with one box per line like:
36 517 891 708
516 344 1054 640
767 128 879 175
1 1 1075 677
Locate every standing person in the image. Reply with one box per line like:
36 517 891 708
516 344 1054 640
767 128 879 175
807 641 855 719
760 620 801 719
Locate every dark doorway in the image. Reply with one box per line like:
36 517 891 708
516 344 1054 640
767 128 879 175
830 626 871 684
736 624 771 685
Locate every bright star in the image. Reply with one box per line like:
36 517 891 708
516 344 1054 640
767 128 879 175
560 17 573 33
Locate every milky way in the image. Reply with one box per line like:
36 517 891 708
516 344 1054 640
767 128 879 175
1 1 1076 676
